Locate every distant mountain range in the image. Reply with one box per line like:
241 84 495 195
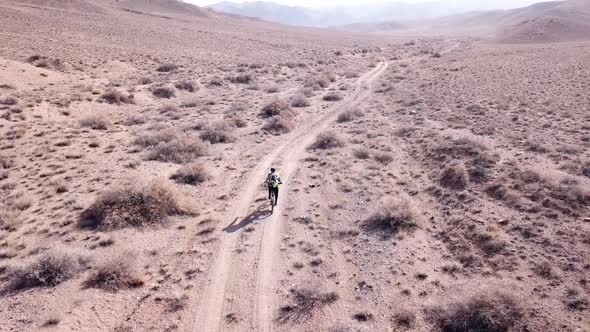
207 1 541 27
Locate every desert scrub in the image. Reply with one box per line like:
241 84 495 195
79 179 191 230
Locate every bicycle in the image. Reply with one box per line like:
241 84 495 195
269 188 276 214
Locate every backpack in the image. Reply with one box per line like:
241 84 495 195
268 174 279 188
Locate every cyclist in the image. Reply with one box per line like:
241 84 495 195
265 168 282 205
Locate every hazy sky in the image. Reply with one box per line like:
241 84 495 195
187 0 541 9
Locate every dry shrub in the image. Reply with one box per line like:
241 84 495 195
133 127 178 147
139 76 153 85
353 148 370 160
336 110 359 123
175 80 198 92
80 113 111 130
207 77 224 87
101 89 134 105
171 163 209 185
200 121 235 144
393 310 416 329
134 130 207 164
0 207 19 231
374 153 393 165
261 99 292 118
362 199 417 237
476 233 507 256
308 131 344 150
0 96 18 105
439 165 467 191
5 249 82 291
157 63 178 72
79 179 190 230
0 155 14 169
230 73 255 84
429 293 522 332
304 75 330 90
263 116 293 135
51 178 69 193
277 287 339 323
151 84 176 99
290 94 310 108
323 92 343 102
124 114 146 126
84 252 143 291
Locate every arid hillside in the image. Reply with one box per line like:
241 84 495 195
0 0 589 331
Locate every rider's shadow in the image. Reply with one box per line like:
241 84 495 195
223 203 271 233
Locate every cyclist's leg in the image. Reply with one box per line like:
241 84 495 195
274 187 279 204
268 185 272 199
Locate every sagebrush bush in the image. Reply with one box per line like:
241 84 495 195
80 114 111 130
277 287 339 323
6 249 82 291
230 73 255 84
101 89 134 105
261 99 292 118
151 84 176 99
290 94 310 108
323 92 343 102
84 253 143 291
430 293 522 332
175 80 198 92
200 121 235 144
79 179 190 230
146 136 207 163
263 116 293 135
308 131 344 150
439 165 467 190
362 199 417 237
157 63 178 72
171 163 209 185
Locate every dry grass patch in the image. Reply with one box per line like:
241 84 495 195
429 293 522 332
5 248 82 292
362 199 417 237
79 179 191 230
101 89 134 105
308 131 344 150
353 148 370 160
277 287 339 324
374 153 393 165
80 113 111 130
84 252 143 291
171 163 209 185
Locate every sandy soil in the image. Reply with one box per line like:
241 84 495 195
0 1 588 332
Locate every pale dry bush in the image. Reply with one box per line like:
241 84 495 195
6 248 83 291
362 198 417 237
290 94 310 108
200 121 236 144
261 99 292 118
80 113 111 130
308 131 345 150
171 163 209 185
79 179 191 230
84 252 143 291
428 293 523 332
263 116 293 135
101 89 134 105
277 287 339 323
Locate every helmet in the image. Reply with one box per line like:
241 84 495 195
271 168 276 173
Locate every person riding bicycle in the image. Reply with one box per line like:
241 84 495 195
265 168 282 205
